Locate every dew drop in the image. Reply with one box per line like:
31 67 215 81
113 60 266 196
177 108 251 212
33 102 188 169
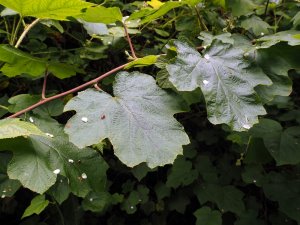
204 54 210 60
242 124 251 129
81 173 87 179
29 117 34 123
81 117 88 123
45 133 54 138
53 169 60 174
203 80 209 85
68 159 74 163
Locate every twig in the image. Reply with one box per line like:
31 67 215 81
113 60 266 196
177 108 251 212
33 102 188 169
42 69 49 100
123 23 137 59
94 83 101 91
264 0 270 18
8 63 129 118
15 18 40 48
194 6 208 32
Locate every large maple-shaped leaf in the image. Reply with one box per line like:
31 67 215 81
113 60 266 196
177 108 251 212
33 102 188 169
0 135 108 195
64 72 190 168
166 41 271 131
0 0 94 20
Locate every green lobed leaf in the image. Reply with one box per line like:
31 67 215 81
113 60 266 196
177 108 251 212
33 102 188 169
240 15 271 36
195 184 245 215
0 0 94 20
22 195 49 219
251 119 300 165
263 172 300 223
255 44 298 102
0 45 82 78
0 134 108 195
0 118 45 139
194 207 222 225
166 40 271 131
64 71 190 168
256 30 300 48
226 0 258 17
166 156 198 188
0 152 21 198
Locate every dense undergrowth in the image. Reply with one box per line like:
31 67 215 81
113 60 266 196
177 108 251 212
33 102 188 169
0 0 300 224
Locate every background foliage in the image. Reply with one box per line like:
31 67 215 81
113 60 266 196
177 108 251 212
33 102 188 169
0 0 300 224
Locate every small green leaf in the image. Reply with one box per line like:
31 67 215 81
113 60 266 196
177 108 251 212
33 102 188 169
0 118 44 139
0 135 108 195
240 15 271 36
21 195 49 219
195 184 245 215
80 6 122 24
194 207 222 225
0 0 94 20
166 156 198 188
0 45 81 78
64 72 190 168
167 41 271 131
226 0 258 17
125 55 158 69
256 31 300 48
0 152 21 197
129 2 184 24
251 119 300 165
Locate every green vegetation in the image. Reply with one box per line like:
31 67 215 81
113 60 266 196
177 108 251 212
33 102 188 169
0 0 300 224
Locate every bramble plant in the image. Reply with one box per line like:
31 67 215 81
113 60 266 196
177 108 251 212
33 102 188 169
0 0 300 224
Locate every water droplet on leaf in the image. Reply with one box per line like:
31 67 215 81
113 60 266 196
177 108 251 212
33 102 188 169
204 54 210 60
81 117 88 123
81 173 87 179
53 169 60 174
203 80 209 85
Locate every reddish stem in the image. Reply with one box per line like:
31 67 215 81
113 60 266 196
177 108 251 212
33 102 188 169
123 23 137 59
41 70 49 100
8 63 129 118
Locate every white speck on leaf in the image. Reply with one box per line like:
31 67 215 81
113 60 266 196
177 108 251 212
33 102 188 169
29 117 34 123
203 80 209 85
130 206 134 209
45 133 54 138
2 190 6 193
242 124 251 129
204 54 210 60
1 194 5 198
253 179 257 183
261 32 264 36
90 198 93 202
68 159 74 163
81 117 88 123
81 173 87 179
53 169 60 174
